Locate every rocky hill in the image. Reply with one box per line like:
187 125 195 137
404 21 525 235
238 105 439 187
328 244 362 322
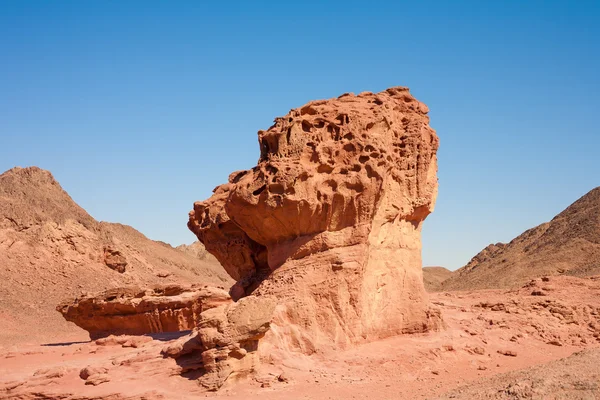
0 166 231 345
422 266 453 292
176 240 219 263
442 187 600 291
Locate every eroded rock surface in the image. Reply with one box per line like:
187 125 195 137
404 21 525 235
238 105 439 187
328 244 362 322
57 284 231 339
189 87 441 352
163 295 276 391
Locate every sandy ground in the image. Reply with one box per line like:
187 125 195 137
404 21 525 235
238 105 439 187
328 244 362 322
2 275 599 399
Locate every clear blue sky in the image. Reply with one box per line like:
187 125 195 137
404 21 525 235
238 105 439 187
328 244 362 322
1 1 598 270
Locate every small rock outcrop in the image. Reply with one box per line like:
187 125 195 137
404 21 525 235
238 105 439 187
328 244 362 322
189 87 441 352
57 285 231 339
103 246 128 273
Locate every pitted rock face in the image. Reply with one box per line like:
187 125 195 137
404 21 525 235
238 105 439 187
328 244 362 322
189 87 441 351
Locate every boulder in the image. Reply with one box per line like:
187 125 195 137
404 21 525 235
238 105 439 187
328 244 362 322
188 87 442 352
103 246 127 273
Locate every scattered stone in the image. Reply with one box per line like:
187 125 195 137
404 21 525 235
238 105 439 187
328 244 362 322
85 374 110 386
79 366 108 380
103 246 127 273
156 270 171 278
497 350 517 357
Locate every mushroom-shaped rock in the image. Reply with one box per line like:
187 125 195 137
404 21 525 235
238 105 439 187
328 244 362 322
189 87 442 352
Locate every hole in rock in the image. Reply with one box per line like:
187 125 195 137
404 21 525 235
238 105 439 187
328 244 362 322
302 120 312 133
317 164 334 174
323 180 338 191
343 143 356 152
252 185 267 196
365 164 379 179
230 170 248 184
268 183 285 195
359 155 369 164
335 114 348 125
345 181 364 192
300 105 317 115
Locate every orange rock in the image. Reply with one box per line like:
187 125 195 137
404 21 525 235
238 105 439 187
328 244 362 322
162 295 277 391
189 87 442 352
57 284 231 339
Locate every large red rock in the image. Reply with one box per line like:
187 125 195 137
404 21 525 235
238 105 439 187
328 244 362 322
189 87 441 352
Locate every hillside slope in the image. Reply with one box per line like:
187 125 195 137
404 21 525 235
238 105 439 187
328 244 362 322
422 266 453 292
0 167 231 345
442 187 600 291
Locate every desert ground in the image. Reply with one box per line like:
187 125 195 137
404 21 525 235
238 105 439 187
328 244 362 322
2 275 599 399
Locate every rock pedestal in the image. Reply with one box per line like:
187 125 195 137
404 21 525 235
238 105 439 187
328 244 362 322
189 87 441 352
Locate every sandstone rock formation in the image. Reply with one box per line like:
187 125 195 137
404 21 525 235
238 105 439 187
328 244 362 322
189 87 441 352
163 295 276 390
442 187 600 291
57 284 230 339
57 284 276 389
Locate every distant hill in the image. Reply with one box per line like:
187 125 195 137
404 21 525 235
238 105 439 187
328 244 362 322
0 166 231 345
442 187 600 291
176 241 219 263
422 266 453 292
